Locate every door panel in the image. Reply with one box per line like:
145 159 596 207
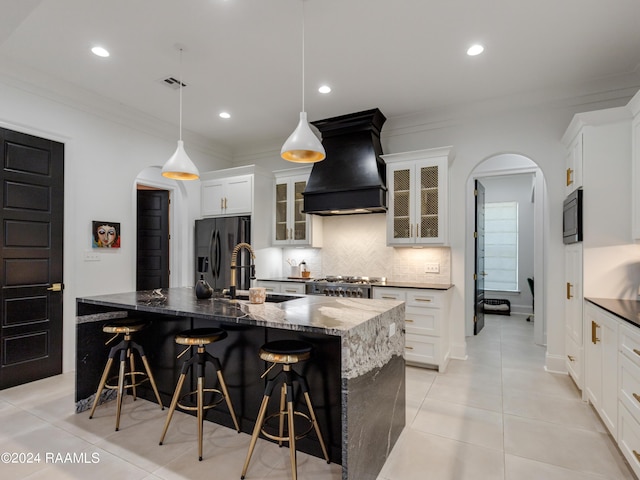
0 127 64 389
136 190 170 290
474 180 486 335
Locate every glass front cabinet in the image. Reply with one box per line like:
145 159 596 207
272 168 322 247
382 147 452 246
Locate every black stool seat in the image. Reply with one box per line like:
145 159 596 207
241 339 329 480
159 327 239 461
175 328 227 346
89 318 163 431
259 340 312 364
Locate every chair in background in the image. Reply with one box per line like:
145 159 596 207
527 277 534 322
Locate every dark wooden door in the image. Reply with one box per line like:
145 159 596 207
0 128 64 389
474 180 486 335
136 189 170 290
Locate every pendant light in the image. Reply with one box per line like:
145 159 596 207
162 47 199 180
281 0 325 163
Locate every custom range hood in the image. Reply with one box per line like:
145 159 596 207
303 108 387 215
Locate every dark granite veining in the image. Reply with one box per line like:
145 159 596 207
585 297 640 328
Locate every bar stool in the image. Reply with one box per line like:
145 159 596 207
241 340 329 480
159 327 240 461
88 319 163 431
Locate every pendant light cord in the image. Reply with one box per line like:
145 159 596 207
301 0 306 114
179 47 184 142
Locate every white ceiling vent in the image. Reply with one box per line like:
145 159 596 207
160 76 186 90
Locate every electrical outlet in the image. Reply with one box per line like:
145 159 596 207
425 263 440 273
389 323 396 338
83 251 100 262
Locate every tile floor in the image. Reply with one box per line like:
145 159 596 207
0 314 635 479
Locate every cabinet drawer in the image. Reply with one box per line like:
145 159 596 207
618 402 640 479
405 334 439 366
280 283 305 295
373 288 405 301
405 310 440 336
620 354 640 424
620 323 640 368
406 291 441 308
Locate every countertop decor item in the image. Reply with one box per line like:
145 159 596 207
195 274 213 299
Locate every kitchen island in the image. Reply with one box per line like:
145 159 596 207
76 288 405 480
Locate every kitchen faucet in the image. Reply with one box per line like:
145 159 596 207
229 242 256 299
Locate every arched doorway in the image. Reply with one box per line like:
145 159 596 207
465 154 546 346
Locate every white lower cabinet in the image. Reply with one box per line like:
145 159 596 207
255 281 305 295
584 303 618 438
618 322 640 477
372 286 451 372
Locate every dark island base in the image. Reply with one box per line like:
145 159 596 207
76 306 342 464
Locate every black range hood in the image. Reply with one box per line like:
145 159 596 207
303 108 387 216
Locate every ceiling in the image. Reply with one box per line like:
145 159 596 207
1 0 640 153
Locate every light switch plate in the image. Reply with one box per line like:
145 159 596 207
425 263 440 273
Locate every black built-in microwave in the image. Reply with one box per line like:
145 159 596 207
563 189 583 244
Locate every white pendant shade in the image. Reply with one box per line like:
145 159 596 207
162 140 199 180
281 112 326 163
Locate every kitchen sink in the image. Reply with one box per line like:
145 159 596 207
233 293 299 303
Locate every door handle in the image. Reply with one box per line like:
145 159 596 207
47 283 63 292
592 321 600 344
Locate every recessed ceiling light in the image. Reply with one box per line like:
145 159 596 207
318 85 331 94
467 44 484 56
219 112 231 119
91 46 110 57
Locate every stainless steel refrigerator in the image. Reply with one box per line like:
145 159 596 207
195 216 251 292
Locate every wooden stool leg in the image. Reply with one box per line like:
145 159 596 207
140 354 164 409
286 384 297 480
197 376 204 461
216 370 240 432
159 373 187 445
128 345 137 401
304 391 330 463
241 395 270 479
278 383 286 447
89 357 114 419
115 353 127 431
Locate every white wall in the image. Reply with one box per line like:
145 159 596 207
233 91 638 372
0 74 233 373
479 174 535 314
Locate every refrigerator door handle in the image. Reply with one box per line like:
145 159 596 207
215 231 222 278
210 229 218 279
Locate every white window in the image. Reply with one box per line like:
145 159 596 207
484 201 518 291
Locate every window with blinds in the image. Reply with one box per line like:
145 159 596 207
484 201 518 291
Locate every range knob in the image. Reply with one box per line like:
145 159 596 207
356 288 363 298
323 288 329 296
337 287 344 297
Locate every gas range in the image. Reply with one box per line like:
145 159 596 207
305 276 385 298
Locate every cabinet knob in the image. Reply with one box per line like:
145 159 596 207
633 393 640 404
566 282 573 300
566 167 574 187
405 346 414 350
633 450 640 463
405 319 415 323
567 355 575 362
633 348 640 357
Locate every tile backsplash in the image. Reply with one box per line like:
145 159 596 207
283 214 451 284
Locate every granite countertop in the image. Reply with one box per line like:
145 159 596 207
586 297 640 329
77 287 404 336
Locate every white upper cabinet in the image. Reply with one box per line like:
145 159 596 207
201 174 253 217
382 147 452 246
272 168 322 247
565 132 583 196
629 89 640 239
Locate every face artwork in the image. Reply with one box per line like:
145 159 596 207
92 221 121 248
